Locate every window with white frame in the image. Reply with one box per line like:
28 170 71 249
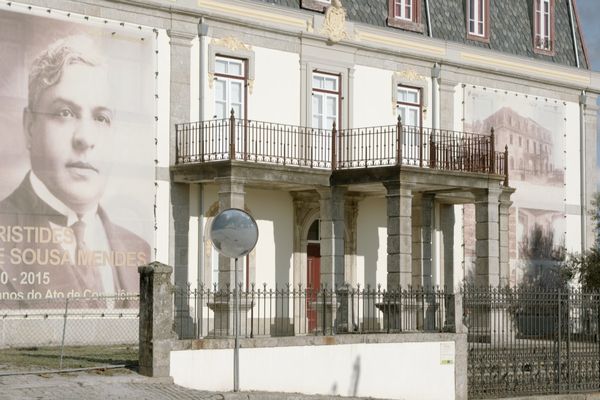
312 72 340 130
534 0 553 51
396 85 421 127
467 0 487 37
394 0 413 21
214 56 245 120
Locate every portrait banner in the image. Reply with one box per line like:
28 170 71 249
0 6 155 307
462 86 567 286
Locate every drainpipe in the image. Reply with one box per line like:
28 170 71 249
424 0 433 37
198 19 208 288
432 63 441 130
567 0 580 68
580 91 587 251
198 18 209 121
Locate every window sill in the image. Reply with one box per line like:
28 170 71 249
466 33 490 43
301 0 328 13
533 47 555 56
386 17 424 33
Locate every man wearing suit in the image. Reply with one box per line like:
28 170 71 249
0 35 150 301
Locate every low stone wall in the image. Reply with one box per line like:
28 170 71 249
171 333 467 400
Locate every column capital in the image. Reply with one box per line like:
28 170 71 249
383 180 414 196
474 187 502 203
317 186 347 200
167 29 196 47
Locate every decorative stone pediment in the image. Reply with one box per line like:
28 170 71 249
320 0 348 43
211 36 252 52
394 70 427 82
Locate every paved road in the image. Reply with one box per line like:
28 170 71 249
0 368 375 400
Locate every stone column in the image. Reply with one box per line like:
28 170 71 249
167 28 195 285
216 177 246 288
474 188 501 287
139 262 177 377
583 93 599 250
412 193 434 288
384 181 413 289
499 190 513 287
439 79 457 131
318 187 346 288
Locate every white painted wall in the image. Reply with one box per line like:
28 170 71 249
353 66 393 128
245 188 294 287
249 47 300 125
171 341 456 400
356 197 387 288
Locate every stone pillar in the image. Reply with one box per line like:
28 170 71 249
439 79 457 131
583 93 599 250
499 190 513 287
412 193 434 288
139 262 177 377
318 187 346 288
216 177 246 288
474 188 501 287
384 181 413 289
167 27 195 286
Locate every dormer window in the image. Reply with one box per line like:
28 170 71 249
387 0 423 32
533 0 555 54
467 0 490 42
301 0 331 13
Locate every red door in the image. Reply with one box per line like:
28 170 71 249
307 243 321 332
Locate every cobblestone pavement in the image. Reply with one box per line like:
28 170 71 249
0 368 377 400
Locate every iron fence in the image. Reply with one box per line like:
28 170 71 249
0 294 139 371
175 114 509 185
173 284 453 339
463 286 600 399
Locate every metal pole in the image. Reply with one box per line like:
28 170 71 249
234 257 240 392
59 297 69 370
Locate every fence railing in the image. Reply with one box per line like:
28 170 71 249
173 284 453 340
175 114 509 185
463 286 600 399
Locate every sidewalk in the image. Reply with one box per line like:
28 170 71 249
0 367 379 400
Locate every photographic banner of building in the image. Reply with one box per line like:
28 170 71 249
463 86 567 286
0 5 155 305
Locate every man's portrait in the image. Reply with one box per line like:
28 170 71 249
0 10 155 305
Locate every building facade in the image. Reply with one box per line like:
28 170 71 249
0 0 597 327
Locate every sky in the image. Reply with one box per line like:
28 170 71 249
577 0 600 71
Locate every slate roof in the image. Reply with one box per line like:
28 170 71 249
249 0 589 69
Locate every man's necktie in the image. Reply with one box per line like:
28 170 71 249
70 219 87 267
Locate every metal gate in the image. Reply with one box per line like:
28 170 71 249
463 287 600 399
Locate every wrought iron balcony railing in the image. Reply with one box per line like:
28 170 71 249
175 112 509 186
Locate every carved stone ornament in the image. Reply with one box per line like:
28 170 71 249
208 72 215 89
320 0 348 43
247 79 255 95
211 37 252 52
395 70 427 82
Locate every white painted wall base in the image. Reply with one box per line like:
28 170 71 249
170 341 456 400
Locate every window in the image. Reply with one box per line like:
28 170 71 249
395 0 413 21
387 0 423 32
301 0 330 13
312 72 340 130
467 0 489 41
214 57 245 120
396 85 421 127
533 0 554 53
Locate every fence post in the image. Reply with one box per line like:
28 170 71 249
332 121 337 170
504 145 509 187
59 297 69 370
396 115 403 165
489 127 496 174
229 109 236 160
139 262 177 377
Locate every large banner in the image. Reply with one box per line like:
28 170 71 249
463 86 566 286
0 7 155 304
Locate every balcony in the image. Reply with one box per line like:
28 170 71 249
175 113 509 186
